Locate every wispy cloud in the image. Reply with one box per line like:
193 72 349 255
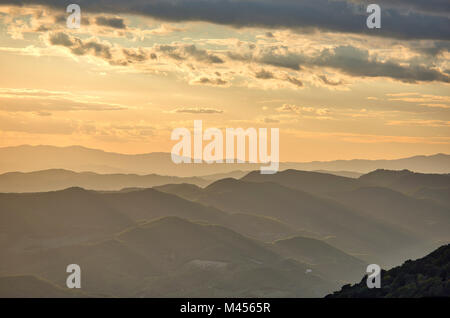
171 107 224 114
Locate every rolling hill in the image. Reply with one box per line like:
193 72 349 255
0 275 85 298
359 169 450 194
326 186 450 242
157 178 422 266
0 169 209 192
1 167 449 297
1 217 337 297
273 236 367 283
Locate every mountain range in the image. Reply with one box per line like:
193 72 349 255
1 145 449 176
1 166 448 297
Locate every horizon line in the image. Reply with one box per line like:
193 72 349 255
0 143 448 164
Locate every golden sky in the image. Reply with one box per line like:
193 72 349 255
0 2 449 161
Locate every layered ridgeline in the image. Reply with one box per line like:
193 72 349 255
0 169 209 192
0 145 449 176
158 169 450 267
0 169 449 297
0 186 360 297
327 244 450 298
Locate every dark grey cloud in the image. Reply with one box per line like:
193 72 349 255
157 44 224 64
285 76 303 87
319 45 450 83
122 48 149 62
230 45 450 83
95 16 126 29
352 0 450 16
255 69 274 79
318 75 343 86
411 41 450 57
193 77 228 86
2 0 449 40
49 32 112 59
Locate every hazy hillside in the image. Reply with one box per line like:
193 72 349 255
360 169 450 194
327 186 450 242
283 153 450 174
157 178 424 266
1 217 336 297
1 145 448 176
413 187 450 208
273 236 367 283
313 170 363 178
0 145 263 176
327 244 450 298
1 168 449 297
0 275 85 298
0 186 228 260
0 187 133 247
241 169 362 195
0 169 209 192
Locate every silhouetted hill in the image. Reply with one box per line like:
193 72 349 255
154 183 204 201
283 153 450 174
0 186 237 265
201 170 250 181
359 169 450 194
0 187 133 245
0 169 209 192
241 170 362 195
313 170 362 178
327 244 450 298
99 188 226 224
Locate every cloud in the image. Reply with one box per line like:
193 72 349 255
95 16 126 29
172 107 224 114
122 48 152 63
191 77 228 86
230 45 450 83
276 104 330 117
3 0 449 40
284 76 303 87
386 120 450 127
255 69 274 79
48 32 112 60
157 44 224 64
318 75 343 86
0 88 126 112
352 0 450 16
277 104 301 113
263 117 279 123
387 93 450 109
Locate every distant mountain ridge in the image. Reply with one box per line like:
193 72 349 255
0 169 209 192
0 145 448 176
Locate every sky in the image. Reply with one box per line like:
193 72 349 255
0 0 448 162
